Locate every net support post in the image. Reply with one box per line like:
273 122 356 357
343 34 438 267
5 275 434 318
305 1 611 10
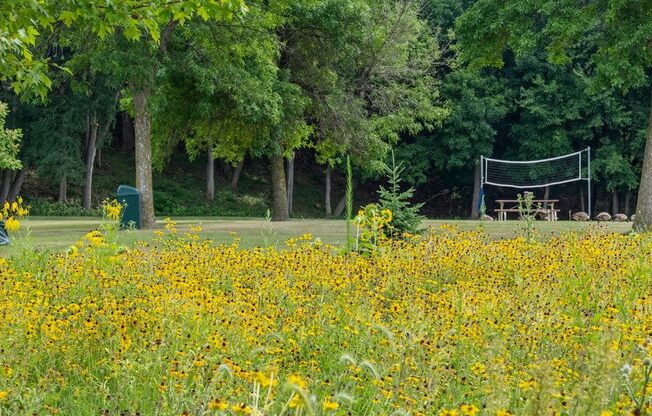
479 156 485 215
480 156 485 188
587 147 591 217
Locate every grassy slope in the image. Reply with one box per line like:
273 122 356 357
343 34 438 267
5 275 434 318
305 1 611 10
0 216 632 257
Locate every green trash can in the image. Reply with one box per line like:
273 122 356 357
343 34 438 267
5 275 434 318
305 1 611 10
117 185 141 229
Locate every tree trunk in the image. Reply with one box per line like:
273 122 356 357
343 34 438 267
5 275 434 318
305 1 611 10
132 86 157 228
286 153 294 216
325 167 332 217
207 145 215 201
8 168 25 202
543 186 550 210
612 190 619 214
624 190 631 216
270 154 289 221
0 170 12 204
121 112 135 151
230 158 244 190
580 186 586 213
593 187 599 216
470 163 481 219
58 175 67 203
83 114 90 155
634 90 652 231
220 160 231 177
83 113 99 211
96 148 102 168
333 194 347 217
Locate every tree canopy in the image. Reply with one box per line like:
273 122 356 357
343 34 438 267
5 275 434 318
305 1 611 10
456 0 652 228
0 0 650 224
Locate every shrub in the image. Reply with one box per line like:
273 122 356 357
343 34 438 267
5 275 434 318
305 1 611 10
377 150 424 237
28 198 98 216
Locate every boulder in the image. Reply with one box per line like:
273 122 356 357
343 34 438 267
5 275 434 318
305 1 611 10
612 213 628 222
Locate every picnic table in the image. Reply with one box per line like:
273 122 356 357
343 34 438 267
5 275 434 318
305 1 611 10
494 199 560 221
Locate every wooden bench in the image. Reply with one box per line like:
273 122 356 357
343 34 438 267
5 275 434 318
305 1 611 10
494 199 560 221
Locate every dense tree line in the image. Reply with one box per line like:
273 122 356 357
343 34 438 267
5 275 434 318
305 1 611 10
0 0 650 227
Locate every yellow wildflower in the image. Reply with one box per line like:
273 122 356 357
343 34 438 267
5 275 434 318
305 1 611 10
231 403 252 414
460 404 479 416
254 371 277 387
287 374 308 389
288 394 303 409
208 399 229 410
323 398 339 411
4 216 19 231
85 230 105 247
518 379 537 390
470 362 486 375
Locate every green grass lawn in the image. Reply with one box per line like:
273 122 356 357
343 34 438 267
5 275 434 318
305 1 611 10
0 216 632 257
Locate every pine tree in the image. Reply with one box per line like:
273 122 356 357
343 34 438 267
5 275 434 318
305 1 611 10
378 150 424 236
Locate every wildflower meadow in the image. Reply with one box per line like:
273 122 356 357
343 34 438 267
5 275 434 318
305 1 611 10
0 219 651 416
3 0 652 414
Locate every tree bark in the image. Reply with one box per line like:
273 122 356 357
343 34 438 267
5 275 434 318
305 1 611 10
0 170 12 204
120 112 135 151
325 166 332 217
470 163 481 219
207 144 215 201
543 186 550 210
634 90 652 231
612 190 619 214
333 194 346 217
270 154 289 221
286 153 294 216
220 160 231 177
132 86 157 228
8 168 25 202
83 113 99 211
230 158 244 190
624 190 631 216
58 175 67 203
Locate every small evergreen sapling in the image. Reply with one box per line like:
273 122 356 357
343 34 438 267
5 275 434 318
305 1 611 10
378 150 424 236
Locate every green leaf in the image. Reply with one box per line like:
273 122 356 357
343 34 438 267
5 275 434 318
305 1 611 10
124 24 141 41
59 10 76 27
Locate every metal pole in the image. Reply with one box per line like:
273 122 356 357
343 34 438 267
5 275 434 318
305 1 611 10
480 156 484 185
587 147 591 217
479 156 484 216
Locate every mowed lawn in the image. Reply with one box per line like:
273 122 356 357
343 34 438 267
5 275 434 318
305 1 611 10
0 216 632 256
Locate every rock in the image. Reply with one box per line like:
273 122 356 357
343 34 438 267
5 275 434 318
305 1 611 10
481 214 494 221
630 214 636 222
594 212 612 221
613 213 628 222
571 212 590 221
